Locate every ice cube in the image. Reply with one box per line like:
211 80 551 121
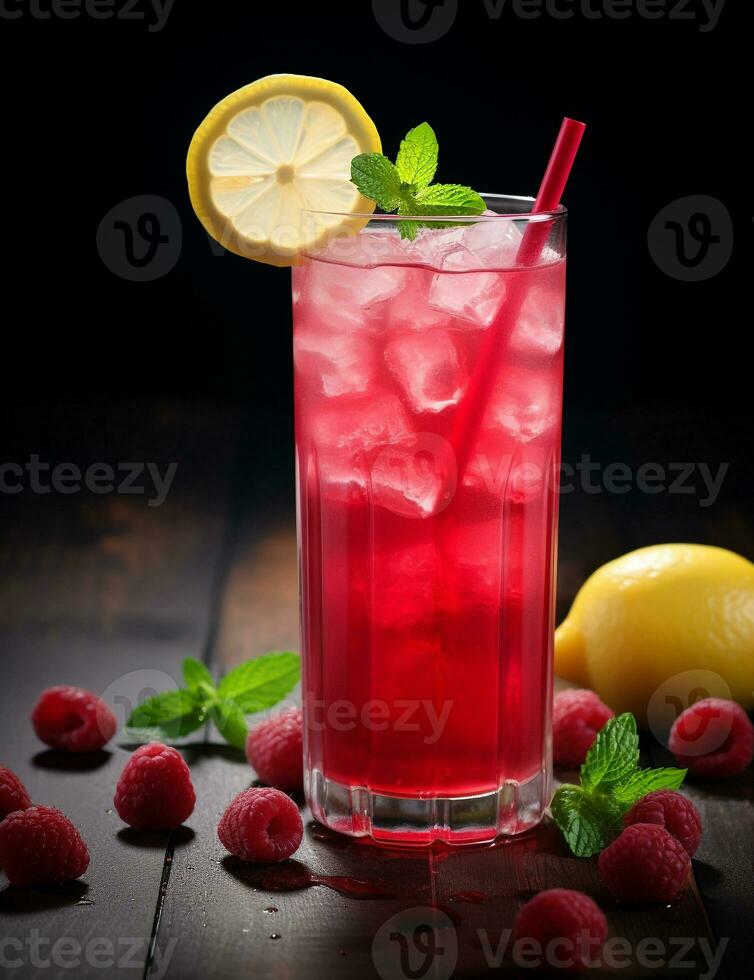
385 330 467 414
509 286 564 359
387 272 452 332
307 256 408 310
409 224 470 270
428 270 507 328
461 216 523 267
509 309 564 359
419 215 523 275
342 224 471 272
294 326 376 397
311 390 413 453
493 367 558 443
317 226 412 269
370 433 457 519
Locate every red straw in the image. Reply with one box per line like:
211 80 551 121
448 117 586 481
533 118 587 211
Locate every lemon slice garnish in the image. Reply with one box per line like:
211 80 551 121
187 74 381 266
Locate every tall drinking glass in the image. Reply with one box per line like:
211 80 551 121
292 195 566 845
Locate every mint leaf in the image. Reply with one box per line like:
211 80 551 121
613 767 687 806
210 701 248 751
350 123 484 239
351 153 405 212
182 657 216 698
397 220 420 241
581 713 640 792
551 785 620 857
217 652 300 713
122 651 300 750
126 690 206 740
552 711 689 857
414 183 486 215
395 122 438 188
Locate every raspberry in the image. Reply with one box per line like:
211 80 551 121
0 766 32 819
669 698 754 779
31 686 117 753
513 888 608 971
114 743 196 830
598 823 690 903
623 790 702 856
246 707 303 789
0 806 89 886
218 787 303 863
552 689 614 768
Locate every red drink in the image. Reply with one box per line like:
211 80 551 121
294 200 566 844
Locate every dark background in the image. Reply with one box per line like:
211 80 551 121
0 0 748 569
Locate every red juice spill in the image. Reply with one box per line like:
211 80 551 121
234 859 402 899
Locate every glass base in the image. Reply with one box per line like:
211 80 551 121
306 767 551 846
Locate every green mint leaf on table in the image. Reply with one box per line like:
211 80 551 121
182 657 216 700
210 700 250 752
125 651 300 749
612 767 687 805
550 785 621 858
126 689 207 742
351 122 485 241
551 712 687 857
580 713 640 792
217 651 301 713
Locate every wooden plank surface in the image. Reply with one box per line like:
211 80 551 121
2 406 752 980
0 403 236 979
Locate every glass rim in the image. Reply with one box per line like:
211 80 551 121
303 194 567 223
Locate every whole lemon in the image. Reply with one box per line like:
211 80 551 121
555 544 754 725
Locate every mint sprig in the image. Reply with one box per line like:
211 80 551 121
351 122 485 240
551 713 687 857
125 652 300 751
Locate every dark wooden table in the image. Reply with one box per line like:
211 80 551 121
1 403 751 979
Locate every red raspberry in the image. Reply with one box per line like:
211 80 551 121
246 707 303 789
598 823 690 903
513 888 608 971
0 806 89 886
552 689 614 768
623 790 702 856
0 766 32 819
669 698 754 779
114 743 196 830
218 787 303 863
32 686 117 753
